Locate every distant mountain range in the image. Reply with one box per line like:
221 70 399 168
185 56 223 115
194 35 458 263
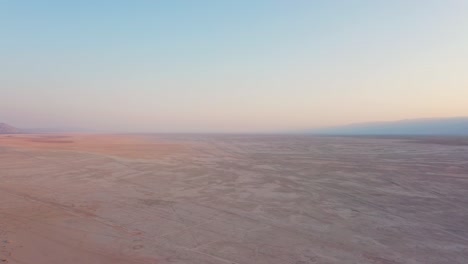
0 123 22 134
3 117 468 136
0 123 95 134
311 117 468 136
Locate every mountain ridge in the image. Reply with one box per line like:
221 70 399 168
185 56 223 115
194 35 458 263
311 117 468 136
0 123 22 134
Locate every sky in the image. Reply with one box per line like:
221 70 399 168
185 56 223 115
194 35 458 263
1 1 467 133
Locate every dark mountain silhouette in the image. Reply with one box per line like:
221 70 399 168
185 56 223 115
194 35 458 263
311 117 468 136
0 123 22 134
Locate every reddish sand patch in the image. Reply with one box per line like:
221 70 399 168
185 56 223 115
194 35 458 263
0 134 191 159
0 185 158 264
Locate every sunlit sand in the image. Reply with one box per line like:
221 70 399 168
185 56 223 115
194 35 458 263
1 134 467 263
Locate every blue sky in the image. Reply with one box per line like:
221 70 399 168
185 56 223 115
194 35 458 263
1 1 467 132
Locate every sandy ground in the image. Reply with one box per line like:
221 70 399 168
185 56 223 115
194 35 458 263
1 134 467 264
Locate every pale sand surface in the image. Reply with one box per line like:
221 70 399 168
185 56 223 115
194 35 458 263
1 134 468 264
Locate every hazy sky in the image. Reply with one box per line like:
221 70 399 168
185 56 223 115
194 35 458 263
1 1 467 133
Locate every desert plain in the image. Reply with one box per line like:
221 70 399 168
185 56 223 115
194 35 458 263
0 134 467 264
